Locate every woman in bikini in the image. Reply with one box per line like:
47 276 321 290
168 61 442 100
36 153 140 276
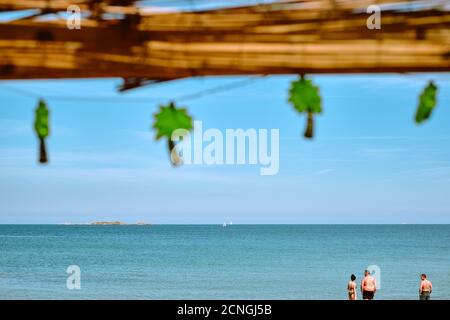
347 274 357 300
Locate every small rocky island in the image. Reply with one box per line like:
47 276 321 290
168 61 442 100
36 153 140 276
91 221 124 225
91 221 149 225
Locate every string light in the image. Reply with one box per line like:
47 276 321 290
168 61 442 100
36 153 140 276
0 74 445 165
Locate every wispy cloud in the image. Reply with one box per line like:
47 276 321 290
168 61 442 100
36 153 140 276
0 148 155 167
127 129 155 142
0 148 251 184
0 119 30 136
0 119 73 137
0 165 243 184
282 135 450 142
415 166 450 178
372 164 450 183
294 168 335 179
319 136 409 141
357 147 408 159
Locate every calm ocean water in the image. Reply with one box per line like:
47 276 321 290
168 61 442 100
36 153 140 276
0 225 449 300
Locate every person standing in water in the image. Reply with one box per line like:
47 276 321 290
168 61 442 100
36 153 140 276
347 274 357 300
361 270 377 300
419 274 433 300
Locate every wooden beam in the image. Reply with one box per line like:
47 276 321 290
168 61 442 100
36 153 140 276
0 0 91 11
0 5 449 80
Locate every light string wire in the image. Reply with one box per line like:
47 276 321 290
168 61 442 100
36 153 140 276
0 76 266 104
0 74 448 104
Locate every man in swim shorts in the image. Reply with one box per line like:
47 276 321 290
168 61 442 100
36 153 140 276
419 274 432 300
361 270 377 300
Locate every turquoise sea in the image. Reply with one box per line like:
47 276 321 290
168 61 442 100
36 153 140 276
0 225 449 300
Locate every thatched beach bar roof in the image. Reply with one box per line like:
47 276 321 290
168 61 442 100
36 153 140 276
0 0 449 87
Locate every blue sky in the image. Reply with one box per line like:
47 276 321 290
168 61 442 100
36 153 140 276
1 73 450 224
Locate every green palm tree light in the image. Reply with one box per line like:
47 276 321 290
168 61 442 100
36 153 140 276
152 102 193 166
34 99 50 164
288 75 323 139
415 81 438 124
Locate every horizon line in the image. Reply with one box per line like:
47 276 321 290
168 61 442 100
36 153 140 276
1 223 450 225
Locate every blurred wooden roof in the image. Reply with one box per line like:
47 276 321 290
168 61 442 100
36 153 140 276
0 0 449 86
